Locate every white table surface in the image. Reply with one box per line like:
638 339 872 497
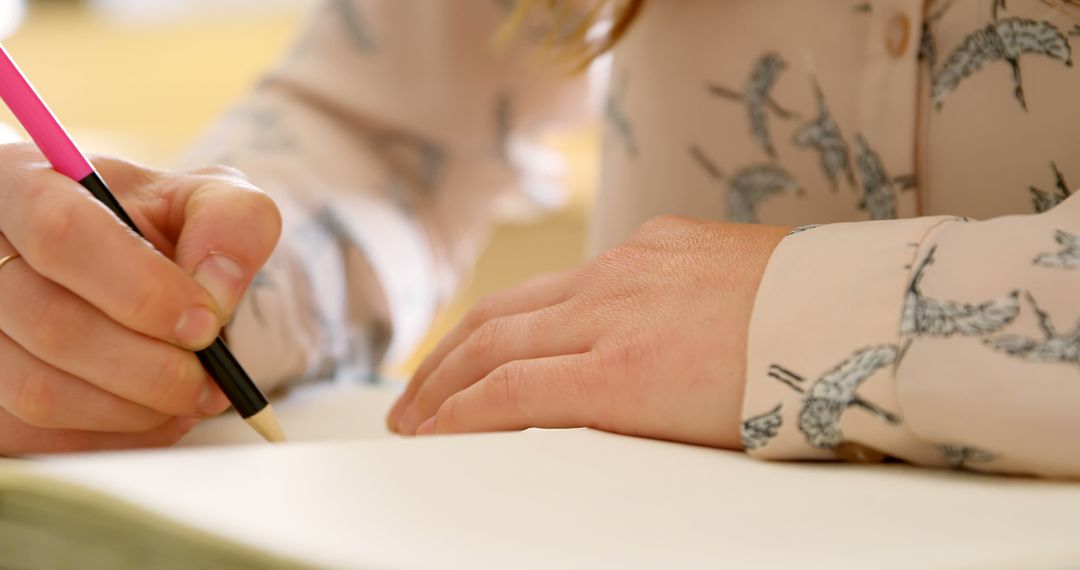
23 384 1080 569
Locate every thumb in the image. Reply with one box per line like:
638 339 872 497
169 167 282 320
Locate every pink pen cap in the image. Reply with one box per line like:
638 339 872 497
0 43 94 181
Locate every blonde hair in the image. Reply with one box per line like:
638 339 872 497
503 0 1080 71
498 0 645 71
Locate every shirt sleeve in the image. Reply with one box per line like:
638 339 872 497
180 1 591 392
741 194 1080 478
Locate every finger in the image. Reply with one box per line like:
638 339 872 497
0 331 171 432
415 353 598 436
166 171 281 320
89 155 162 196
396 304 590 434
388 269 576 430
6 151 174 256
0 157 223 349
87 156 177 255
93 158 280 321
0 408 198 457
0 247 229 417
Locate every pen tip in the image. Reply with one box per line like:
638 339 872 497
245 405 287 443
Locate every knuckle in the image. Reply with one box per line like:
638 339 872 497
589 246 649 294
597 334 649 374
489 362 527 412
245 191 283 238
466 318 504 358
543 300 577 324
24 196 79 262
92 154 149 175
149 353 204 413
0 142 40 165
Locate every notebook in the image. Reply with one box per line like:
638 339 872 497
1 384 1079 569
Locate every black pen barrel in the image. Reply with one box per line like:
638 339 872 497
78 172 268 419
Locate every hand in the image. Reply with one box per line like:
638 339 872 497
387 216 789 449
0 144 280 454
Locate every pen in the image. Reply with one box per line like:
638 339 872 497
0 44 284 443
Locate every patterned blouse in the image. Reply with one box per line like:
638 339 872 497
184 0 1080 477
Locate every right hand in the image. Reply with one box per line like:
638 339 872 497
0 144 281 455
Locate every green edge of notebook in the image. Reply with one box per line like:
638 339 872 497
0 469 310 570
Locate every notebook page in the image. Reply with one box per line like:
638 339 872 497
24 428 1080 569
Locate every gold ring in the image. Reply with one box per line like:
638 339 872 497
0 253 22 273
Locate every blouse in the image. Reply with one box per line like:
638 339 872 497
184 0 1080 477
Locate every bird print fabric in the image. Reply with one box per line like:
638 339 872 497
185 0 1080 477
1030 163 1072 213
793 80 855 191
331 0 379 54
853 135 913 221
787 224 822 236
931 8 1073 110
741 404 783 450
708 53 797 159
690 145 801 223
940 445 997 470
985 292 1080 366
919 0 955 71
606 72 638 157
768 346 900 450
1033 230 1080 268
900 245 1021 337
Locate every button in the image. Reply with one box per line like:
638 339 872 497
886 13 911 57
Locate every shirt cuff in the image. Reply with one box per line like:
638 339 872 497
741 217 955 464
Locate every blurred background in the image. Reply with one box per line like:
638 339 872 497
0 0 599 376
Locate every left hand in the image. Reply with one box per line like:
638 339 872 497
387 216 790 449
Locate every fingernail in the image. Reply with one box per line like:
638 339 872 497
193 254 246 316
415 417 436 436
196 383 229 416
175 306 220 348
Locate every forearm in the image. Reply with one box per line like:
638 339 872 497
180 1 590 391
